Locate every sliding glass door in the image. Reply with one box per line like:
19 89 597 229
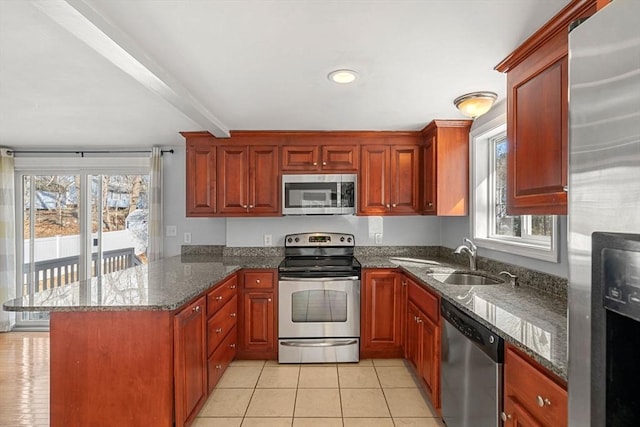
16 172 149 327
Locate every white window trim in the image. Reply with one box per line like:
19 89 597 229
470 113 559 263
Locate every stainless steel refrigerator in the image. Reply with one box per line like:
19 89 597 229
568 0 640 426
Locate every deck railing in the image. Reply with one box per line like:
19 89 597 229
23 247 142 292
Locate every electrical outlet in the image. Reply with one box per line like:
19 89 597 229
166 225 177 237
183 265 192 276
264 234 272 246
184 232 192 244
374 233 382 245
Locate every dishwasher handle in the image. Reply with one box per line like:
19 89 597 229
441 299 504 363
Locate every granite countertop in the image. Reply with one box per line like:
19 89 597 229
3 251 567 380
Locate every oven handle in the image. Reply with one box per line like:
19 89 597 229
280 339 359 348
279 276 360 282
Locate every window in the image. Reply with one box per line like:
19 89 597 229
471 117 558 262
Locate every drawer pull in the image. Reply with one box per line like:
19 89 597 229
229 285 237 289
268 298 272 302
229 343 236 348
536 395 551 407
501 412 512 421
215 364 222 370
230 313 237 318
192 306 200 312
216 328 223 334
256 279 261 284
417 318 423 324
215 296 223 301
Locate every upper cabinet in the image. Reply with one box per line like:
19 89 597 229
421 120 473 216
281 143 358 172
185 137 216 217
495 0 597 215
359 136 421 215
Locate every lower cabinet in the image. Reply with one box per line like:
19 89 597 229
174 296 207 427
404 276 441 410
503 345 567 427
361 269 404 358
238 269 277 359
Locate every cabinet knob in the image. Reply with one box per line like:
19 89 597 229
249 205 254 209
229 343 236 348
386 204 390 209
501 412 512 421
192 305 200 312
563 186 569 192
229 285 237 289
313 162 318 166
230 313 237 318
417 318 423 324
216 364 222 370
428 202 433 207
243 205 247 208
536 395 551 407
402 281 407 286
392 203 397 208
215 296 223 301
268 298 272 302
322 161 327 166
216 328 223 334
256 279 261 284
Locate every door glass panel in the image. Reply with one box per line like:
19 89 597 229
291 290 347 322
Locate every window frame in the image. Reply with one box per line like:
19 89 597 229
470 114 559 263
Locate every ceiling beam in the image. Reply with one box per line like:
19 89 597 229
31 0 230 138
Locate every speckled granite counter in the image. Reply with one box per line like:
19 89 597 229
2 254 282 312
359 255 568 380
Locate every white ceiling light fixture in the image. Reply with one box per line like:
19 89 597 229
328 69 359 84
453 91 498 118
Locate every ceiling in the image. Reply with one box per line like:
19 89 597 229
0 0 569 149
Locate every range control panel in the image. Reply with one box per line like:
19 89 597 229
285 232 354 247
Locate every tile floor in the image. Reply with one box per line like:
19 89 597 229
193 358 445 427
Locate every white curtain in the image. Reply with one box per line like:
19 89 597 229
0 148 16 332
148 147 163 262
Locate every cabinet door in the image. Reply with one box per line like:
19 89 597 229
361 269 403 357
419 314 440 409
174 296 207 427
405 301 421 369
249 146 279 214
217 146 249 214
359 145 390 215
390 145 420 214
186 141 216 216
281 145 319 171
507 50 568 215
504 397 545 427
422 134 437 215
240 292 275 354
321 145 359 171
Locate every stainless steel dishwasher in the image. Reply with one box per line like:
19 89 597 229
440 299 504 427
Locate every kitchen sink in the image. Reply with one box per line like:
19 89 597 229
428 272 505 286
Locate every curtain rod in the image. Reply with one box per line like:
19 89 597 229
7 149 174 157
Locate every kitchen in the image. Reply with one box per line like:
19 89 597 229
1 0 638 426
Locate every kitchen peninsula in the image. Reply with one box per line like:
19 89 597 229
3 250 567 427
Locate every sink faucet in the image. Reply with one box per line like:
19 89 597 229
454 238 477 270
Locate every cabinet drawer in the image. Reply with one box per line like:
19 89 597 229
242 271 274 289
505 346 567 427
207 325 237 393
407 281 439 323
207 275 238 317
207 295 238 356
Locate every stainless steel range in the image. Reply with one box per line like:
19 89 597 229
278 232 361 363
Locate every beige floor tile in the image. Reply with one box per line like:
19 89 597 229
343 418 394 427
393 418 445 427
257 366 301 388
192 418 243 427
298 366 339 388
217 366 263 388
375 366 419 388
246 388 297 417
265 360 290 366
230 360 266 367
241 418 293 427
340 388 390 418
293 417 343 427
294 388 342 417
347 358 373 366
372 358 406 367
383 388 435 418
200 389 253 417
338 366 380 388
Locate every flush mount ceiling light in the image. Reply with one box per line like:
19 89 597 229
453 91 498 118
328 69 358 84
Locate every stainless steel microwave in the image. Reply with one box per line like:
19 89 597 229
282 174 357 215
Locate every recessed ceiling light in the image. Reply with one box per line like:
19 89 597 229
328 69 358 84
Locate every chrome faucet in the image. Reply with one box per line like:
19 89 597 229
454 238 478 270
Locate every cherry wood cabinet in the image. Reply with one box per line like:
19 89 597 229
503 345 567 427
359 143 420 215
495 0 596 215
186 138 216 216
404 276 441 409
238 269 277 359
174 296 207 427
281 144 358 172
217 145 279 215
361 269 404 358
420 120 472 216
